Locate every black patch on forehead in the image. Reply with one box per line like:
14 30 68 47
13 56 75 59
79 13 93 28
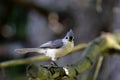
69 36 73 41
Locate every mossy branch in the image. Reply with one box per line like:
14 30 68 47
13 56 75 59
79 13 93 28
93 56 104 80
0 33 120 80
27 33 120 80
0 44 86 68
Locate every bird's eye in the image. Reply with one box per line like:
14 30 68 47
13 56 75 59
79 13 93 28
66 37 68 39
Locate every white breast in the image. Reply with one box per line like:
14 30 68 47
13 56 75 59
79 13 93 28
62 39 74 52
41 39 74 61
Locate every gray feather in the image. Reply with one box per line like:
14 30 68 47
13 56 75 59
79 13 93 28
40 39 63 49
15 48 41 54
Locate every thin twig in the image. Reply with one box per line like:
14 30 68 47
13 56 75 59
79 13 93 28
93 56 104 80
0 43 86 68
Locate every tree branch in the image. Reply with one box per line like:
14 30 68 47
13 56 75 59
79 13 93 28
27 33 120 80
0 43 86 68
93 56 104 80
0 33 120 79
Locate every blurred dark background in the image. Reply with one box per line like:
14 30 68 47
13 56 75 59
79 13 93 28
0 0 120 80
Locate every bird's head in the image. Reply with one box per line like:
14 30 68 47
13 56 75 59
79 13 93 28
64 29 74 42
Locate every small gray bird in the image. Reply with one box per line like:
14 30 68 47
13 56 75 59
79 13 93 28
15 29 74 61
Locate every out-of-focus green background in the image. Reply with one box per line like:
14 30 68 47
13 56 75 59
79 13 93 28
0 0 120 80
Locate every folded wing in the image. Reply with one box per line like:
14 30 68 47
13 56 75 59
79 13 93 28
40 39 63 49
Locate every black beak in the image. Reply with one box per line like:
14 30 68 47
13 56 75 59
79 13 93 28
69 36 73 41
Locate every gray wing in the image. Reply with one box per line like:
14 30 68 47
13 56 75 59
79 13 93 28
40 39 63 49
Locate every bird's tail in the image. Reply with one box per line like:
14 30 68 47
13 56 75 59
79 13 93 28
15 48 41 54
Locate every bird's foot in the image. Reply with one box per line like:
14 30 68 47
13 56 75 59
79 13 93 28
51 61 58 67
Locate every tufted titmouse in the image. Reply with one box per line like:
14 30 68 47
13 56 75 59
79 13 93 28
15 29 74 61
